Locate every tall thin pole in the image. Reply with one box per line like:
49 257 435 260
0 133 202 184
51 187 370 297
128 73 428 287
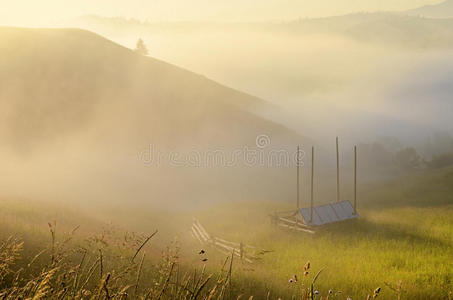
353 145 357 215
310 146 314 223
336 137 340 203
297 146 300 209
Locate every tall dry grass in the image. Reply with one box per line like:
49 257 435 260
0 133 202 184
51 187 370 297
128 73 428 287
0 222 387 300
0 223 236 300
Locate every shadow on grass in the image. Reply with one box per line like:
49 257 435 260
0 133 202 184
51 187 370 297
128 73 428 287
317 218 451 249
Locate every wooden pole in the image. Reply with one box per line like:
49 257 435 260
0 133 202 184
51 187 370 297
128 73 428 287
336 137 340 202
239 242 244 261
297 146 300 209
354 145 357 215
310 146 314 223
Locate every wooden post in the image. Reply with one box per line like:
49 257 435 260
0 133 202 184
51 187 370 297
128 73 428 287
336 137 340 202
228 249 234 299
353 145 357 215
310 146 314 223
239 242 244 261
297 146 300 209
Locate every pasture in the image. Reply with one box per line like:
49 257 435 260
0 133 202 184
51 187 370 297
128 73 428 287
1 167 453 299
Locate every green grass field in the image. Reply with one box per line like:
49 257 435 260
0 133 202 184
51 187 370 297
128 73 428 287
1 167 453 299
192 167 453 299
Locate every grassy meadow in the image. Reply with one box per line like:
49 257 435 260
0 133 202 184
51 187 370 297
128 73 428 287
1 167 453 299
192 168 453 299
3 7 453 299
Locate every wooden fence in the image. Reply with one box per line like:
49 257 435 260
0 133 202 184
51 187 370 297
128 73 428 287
191 219 271 263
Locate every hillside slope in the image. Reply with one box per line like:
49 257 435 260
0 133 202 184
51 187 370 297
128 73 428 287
0 27 300 151
0 27 304 206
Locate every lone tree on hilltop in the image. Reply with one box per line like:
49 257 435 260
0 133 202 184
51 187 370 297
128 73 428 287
135 38 149 56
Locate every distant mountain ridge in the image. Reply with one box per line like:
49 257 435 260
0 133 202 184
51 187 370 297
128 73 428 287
71 13 453 49
406 0 453 18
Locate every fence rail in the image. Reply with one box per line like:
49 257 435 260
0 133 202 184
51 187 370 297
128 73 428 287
191 219 270 263
271 215 316 234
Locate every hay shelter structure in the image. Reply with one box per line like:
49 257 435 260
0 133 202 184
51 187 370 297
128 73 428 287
272 138 359 233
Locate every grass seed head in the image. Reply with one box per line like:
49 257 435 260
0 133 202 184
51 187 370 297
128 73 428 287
303 261 311 271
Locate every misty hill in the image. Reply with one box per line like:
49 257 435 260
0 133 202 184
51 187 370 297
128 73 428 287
0 27 298 151
0 27 305 206
406 0 453 18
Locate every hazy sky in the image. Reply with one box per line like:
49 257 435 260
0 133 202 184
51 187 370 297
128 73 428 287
0 0 443 25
